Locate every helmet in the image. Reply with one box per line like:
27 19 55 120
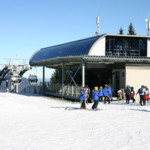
141 85 145 88
94 86 98 90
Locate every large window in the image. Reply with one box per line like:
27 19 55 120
106 36 147 57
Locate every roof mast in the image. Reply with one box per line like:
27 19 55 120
145 18 150 36
95 16 99 36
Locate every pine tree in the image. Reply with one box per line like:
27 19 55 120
50 69 69 84
50 69 59 84
119 27 123 34
128 22 136 35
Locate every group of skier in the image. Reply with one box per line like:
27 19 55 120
80 84 150 111
80 84 113 111
125 85 149 106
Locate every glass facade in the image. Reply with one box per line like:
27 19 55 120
106 36 147 57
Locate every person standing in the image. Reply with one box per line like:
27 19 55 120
144 86 149 104
125 86 131 104
80 88 86 109
118 88 126 100
99 86 103 102
130 87 135 103
92 86 100 110
103 84 110 104
84 88 89 104
108 84 113 101
136 85 146 106
89 89 94 103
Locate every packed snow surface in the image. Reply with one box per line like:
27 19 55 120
0 93 150 150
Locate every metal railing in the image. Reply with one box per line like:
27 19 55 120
41 82 90 99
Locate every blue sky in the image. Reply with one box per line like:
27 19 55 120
0 0 150 78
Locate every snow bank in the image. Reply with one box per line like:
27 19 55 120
0 93 150 150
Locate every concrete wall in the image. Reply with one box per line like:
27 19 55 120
126 65 150 99
147 39 150 57
88 37 105 56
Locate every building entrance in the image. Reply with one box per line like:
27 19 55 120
85 69 112 90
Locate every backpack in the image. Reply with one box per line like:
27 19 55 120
138 88 143 94
131 92 133 98
125 88 130 96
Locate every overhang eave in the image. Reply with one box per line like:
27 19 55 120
83 56 150 63
30 56 84 67
30 56 150 68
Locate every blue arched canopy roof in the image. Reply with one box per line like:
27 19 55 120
30 34 104 65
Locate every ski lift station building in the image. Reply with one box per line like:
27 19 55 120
30 34 150 100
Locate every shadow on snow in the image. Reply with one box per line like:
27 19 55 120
130 109 150 112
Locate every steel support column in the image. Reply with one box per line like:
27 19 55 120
62 63 64 97
42 66 45 94
82 61 85 87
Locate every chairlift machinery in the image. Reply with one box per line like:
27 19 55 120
0 58 31 92
11 73 22 84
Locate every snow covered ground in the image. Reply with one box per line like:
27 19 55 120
0 93 150 150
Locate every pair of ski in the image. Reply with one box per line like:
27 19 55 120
65 107 101 111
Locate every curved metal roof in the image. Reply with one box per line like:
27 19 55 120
29 34 105 65
30 34 150 66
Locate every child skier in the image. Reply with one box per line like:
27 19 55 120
92 86 100 110
130 87 135 103
108 84 113 101
99 86 103 102
144 86 149 105
80 88 86 109
125 86 131 104
103 84 110 104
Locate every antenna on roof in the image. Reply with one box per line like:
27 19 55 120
94 16 99 36
145 18 150 36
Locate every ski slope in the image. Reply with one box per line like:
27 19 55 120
0 93 150 150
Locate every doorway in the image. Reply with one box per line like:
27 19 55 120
85 69 112 89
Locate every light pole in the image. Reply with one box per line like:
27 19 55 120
145 19 150 36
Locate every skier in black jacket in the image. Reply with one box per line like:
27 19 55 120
125 86 131 104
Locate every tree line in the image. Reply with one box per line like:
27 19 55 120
119 22 136 35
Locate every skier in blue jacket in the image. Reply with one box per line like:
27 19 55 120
103 84 110 104
80 88 86 109
92 86 100 110
99 86 103 102
108 85 113 101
